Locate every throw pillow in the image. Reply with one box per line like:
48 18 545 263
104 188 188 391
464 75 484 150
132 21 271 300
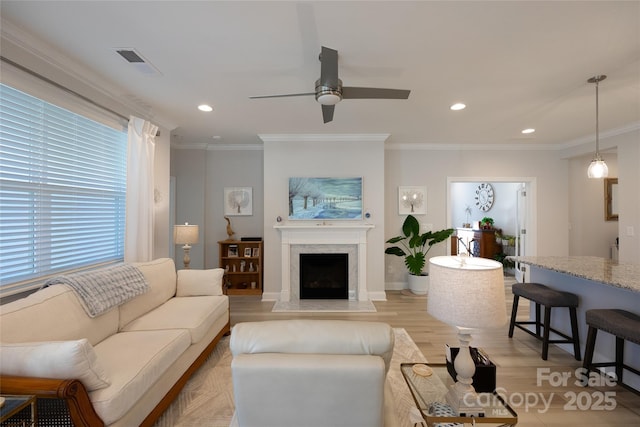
0 338 111 391
177 268 224 296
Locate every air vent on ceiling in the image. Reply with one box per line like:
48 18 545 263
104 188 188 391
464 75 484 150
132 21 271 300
117 49 145 63
114 48 162 76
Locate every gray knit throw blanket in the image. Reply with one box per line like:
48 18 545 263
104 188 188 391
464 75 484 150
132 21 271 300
44 263 149 318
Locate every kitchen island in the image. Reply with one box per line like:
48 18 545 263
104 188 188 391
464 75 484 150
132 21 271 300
516 256 640 391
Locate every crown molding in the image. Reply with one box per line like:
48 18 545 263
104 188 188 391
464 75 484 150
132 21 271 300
384 142 558 151
258 134 390 143
557 121 640 150
386 122 640 152
1 18 176 130
171 142 264 151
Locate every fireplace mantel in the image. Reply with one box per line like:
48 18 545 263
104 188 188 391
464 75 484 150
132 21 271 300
274 223 374 301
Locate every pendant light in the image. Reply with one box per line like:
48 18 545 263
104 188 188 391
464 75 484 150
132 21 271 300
587 75 608 179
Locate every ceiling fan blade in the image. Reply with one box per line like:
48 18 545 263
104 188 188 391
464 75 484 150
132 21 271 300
320 46 339 87
342 87 410 99
322 104 335 123
249 92 315 99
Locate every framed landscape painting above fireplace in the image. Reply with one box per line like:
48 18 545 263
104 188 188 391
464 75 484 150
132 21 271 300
289 177 363 220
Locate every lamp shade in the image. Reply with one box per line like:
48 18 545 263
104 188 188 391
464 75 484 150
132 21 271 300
173 223 199 245
427 256 506 329
587 158 609 179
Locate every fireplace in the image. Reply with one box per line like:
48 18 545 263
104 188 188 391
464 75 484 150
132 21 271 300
274 224 374 302
300 253 348 299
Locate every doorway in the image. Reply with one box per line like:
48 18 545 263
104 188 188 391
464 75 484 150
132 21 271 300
447 177 537 281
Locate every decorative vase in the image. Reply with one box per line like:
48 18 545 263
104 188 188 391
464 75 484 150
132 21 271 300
408 273 430 295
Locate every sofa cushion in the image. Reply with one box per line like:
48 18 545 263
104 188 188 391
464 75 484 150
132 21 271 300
0 284 118 346
231 320 395 373
119 258 177 330
176 268 224 296
90 329 191 425
0 339 111 391
120 296 228 344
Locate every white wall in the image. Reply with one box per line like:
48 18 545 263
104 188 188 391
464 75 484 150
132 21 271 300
204 147 264 268
562 129 640 263
170 148 207 269
568 152 618 258
170 129 639 290
616 130 640 263
384 148 568 286
262 135 387 300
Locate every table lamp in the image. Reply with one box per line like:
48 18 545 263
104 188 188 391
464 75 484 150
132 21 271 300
427 255 506 416
173 223 199 269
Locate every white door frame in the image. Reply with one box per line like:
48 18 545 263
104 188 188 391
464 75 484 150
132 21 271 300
446 176 538 271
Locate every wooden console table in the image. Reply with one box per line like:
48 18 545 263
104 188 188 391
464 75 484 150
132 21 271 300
451 228 500 259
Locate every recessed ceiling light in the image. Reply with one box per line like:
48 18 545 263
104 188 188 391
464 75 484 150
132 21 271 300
450 103 466 111
521 128 535 134
198 104 213 112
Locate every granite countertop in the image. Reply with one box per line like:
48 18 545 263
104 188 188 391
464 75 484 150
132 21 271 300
517 256 640 293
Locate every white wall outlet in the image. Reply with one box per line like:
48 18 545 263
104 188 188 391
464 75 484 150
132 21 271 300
627 226 635 236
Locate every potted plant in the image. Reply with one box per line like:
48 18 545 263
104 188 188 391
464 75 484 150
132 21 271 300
385 215 454 294
480 217 494 229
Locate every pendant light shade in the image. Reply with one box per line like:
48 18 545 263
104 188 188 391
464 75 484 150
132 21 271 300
587 158 609 179
587 75 608 179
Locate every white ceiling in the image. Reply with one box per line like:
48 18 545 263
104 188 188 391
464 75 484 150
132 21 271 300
1 1 639 148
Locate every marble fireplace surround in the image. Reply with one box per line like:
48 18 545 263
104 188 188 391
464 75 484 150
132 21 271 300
274 224 374 302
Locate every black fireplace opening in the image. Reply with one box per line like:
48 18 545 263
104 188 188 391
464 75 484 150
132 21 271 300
299 253 348 299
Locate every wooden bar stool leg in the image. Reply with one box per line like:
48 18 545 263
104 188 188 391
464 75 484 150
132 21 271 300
583 325 597 377
615 337 624 384
535 303 542 337
570 307 581 360
542 306 552 360
508 295 519 338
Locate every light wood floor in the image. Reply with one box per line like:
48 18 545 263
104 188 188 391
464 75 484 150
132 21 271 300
229 283 640 426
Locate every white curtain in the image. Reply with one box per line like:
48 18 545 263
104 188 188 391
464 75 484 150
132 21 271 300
125 116 158 263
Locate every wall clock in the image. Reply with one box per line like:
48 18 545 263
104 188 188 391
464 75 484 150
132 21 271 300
474 182 495 212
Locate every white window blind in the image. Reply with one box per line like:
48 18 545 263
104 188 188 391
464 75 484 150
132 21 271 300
0 83 127 296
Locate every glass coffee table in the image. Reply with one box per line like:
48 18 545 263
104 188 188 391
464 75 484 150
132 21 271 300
401 363 517 426
0 395 36 426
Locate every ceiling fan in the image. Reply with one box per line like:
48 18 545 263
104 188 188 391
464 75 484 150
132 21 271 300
249 46 411 123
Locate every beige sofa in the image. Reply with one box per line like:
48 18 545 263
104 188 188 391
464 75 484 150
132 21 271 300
230 319 395 427
0 258 230 427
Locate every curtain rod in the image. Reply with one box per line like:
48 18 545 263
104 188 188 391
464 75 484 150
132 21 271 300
1 55 130 123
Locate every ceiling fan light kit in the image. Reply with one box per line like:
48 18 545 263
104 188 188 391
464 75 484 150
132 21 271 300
250 46 410 123
315 79 342 105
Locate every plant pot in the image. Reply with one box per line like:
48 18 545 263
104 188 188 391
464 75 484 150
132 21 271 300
408 273 430 295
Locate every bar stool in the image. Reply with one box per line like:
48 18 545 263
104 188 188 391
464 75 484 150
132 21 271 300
508 282 581 361
583 309 640 386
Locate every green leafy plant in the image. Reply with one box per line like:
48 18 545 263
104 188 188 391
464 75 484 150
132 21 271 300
385 215 454 276
480 217 494 229
494 252 515 269
480 217 494 226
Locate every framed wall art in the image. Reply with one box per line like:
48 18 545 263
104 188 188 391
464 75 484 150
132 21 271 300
224 187 253 216
398 186 426 215
288 177 362 220
227 245 238 257
605 178 618 221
